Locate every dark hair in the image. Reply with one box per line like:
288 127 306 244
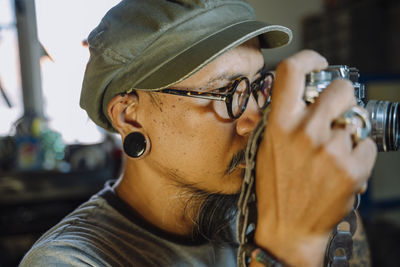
179 184 240 247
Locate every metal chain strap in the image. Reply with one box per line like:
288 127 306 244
237 107 358 267
325 195 360 267
237 107 270 266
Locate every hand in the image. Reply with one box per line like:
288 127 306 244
253 50 377 267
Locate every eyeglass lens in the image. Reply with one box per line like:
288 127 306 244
254 74 273 109
231 74 273 117
232 79 249 117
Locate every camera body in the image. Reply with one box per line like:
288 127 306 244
305 65 399 152
305 65 366 106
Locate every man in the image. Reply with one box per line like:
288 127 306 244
20 0 376 266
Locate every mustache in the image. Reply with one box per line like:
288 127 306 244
225 149 246 174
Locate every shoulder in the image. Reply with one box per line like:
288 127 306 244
19 196 111 266
19 195 171 267
19 240 102 267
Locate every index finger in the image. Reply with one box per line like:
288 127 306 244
270 50 328 124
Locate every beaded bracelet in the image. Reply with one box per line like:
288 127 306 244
243 243 285 267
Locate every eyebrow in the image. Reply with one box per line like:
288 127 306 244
204 73 239 87
205 65 265 87
170 65 266 92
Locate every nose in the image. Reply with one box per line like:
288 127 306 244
236 95 262 136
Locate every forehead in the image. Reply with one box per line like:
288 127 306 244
173 38 264 89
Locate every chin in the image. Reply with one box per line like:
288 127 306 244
221 168 245 194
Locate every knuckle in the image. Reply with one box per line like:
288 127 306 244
297 49 329 67
358 137 378 157
321 143 358 182
331 79 353 93
298 124 321 149
299 49 324 59
303 118 328 147
309 126 376 195
332 78 353 91
358 138 378 167
316 91 338 113
329 79 357 105
340 166 360 190
277 57 301 74
277 50 328 76
366 138 378 155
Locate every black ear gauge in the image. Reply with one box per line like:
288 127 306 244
123 132 147 158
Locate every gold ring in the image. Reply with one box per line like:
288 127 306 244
334 106 371 145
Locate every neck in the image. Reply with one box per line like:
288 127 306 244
115 159 196 236
115 158 240 244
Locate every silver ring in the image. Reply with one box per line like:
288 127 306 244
334 106 371 145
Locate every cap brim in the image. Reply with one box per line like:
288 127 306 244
133 20 292 90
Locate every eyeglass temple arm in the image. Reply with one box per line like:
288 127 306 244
159 88 228 101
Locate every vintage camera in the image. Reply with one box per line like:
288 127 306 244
305 65 399 152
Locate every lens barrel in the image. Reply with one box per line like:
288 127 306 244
366 100 399 152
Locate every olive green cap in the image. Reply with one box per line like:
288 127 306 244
80 0 292 131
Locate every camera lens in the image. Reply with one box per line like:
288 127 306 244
366 100 399 151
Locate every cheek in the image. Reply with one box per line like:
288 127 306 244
196 98 231 121
146 98 235 171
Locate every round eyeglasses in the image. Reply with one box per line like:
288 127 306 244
157 70 274 119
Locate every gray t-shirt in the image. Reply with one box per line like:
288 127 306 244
20 181 238 266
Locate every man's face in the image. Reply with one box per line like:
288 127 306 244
136 38 264 194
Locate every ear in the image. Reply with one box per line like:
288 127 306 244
107 93 142 137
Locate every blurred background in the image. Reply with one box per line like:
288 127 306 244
0 0 399 266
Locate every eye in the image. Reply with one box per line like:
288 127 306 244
261 75 273 94
231 79 249 117
254 74 274 108
251 77 261 90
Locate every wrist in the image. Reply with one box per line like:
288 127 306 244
254 227 328 267
245 243 286 267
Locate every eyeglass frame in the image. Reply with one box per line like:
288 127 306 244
156 70 275 119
